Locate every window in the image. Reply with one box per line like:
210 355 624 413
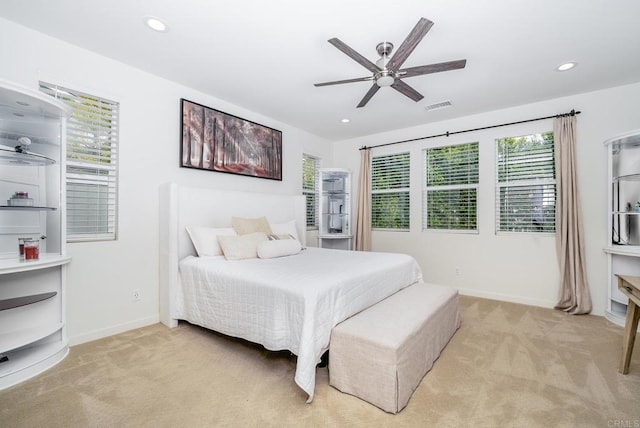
302 154 319 228
371 152 410 230
496 132 555 233
423 142 479 231
40 82 119 241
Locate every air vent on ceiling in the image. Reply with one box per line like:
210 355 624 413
425 100 452 111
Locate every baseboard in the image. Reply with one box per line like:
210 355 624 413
457 288 557 310
457 288 606 316
68 315 160 346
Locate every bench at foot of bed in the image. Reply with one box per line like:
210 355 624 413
328 282 461 414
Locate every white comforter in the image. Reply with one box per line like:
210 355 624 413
176 247 423 401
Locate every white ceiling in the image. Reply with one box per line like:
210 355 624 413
1 0 639 141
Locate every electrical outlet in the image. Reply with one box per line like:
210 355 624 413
132 289 140 301
455 267 461 276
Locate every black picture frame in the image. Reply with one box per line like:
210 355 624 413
180 99 282 180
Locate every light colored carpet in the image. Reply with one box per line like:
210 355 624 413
1 296 639 427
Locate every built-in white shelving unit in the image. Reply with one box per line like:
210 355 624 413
318 168 352 250
0 79 70 390
603 129 640 328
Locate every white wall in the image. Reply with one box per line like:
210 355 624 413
0 18 332 345
332 82 640 315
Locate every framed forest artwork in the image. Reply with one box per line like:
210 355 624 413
180 99 282 180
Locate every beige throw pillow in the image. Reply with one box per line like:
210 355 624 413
218 232 268 260
232 216 273 236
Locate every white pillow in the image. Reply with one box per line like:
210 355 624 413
257 239 302 259
269 219 299 241
186 226 236 257
218 232 269 260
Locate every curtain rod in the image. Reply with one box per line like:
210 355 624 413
359 109 581 150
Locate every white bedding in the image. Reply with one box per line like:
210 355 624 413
176 247 423 401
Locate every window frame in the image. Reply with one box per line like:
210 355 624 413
495 131 556 235
371 152 411 231
422 141 479 233
39 82 119 242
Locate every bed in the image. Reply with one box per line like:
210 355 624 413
159 183 423 402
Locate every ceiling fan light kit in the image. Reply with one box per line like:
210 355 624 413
376 72 395 87
314 17 467 108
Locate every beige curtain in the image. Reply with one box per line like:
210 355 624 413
554 115 592 314
355 148 372 251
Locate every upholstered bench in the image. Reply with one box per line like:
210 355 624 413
329 282 461 413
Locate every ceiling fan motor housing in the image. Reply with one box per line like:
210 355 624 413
314 18 466 107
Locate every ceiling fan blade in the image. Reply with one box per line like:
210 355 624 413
400 59 467 78
391 80 424 102
386 18 434 71
328 38 380 73
314 76 374 87
357 84 381 108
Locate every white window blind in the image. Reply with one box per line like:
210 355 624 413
423 142 479 231
302 154 319 228
496 132 555 233
371 152 410 230
40 82 119 242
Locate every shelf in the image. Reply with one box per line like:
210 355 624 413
0 205 56 211
613 173 640 182
605 129 640 148
0 322 63 355
611 294 629 306
0 254 71 274
0 145 55 166
0 292 57 312
612 211 640 215
319 168 351 250
603 246 640 257
0 79 69 392
0 336 68 390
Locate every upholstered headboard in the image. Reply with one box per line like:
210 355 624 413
158 182 306 327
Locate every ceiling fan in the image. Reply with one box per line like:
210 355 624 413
314 17 466 108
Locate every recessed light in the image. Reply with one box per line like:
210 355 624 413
341 118 350 123
556 62 577 72
144 16 169 33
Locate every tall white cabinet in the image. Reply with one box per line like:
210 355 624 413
603 129 640 327
0 80 70 389
318 168 352 250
